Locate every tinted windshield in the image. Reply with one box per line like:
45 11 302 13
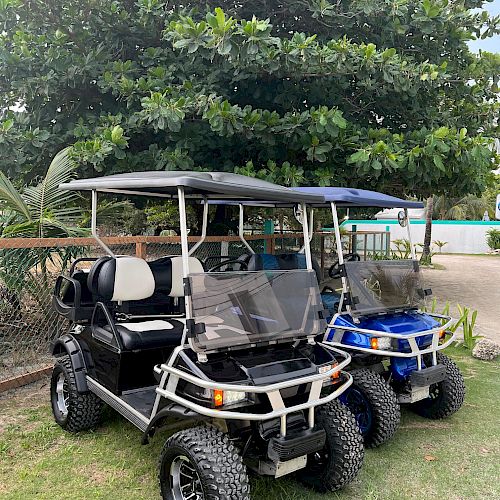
344 259 422 316
189 270 325 352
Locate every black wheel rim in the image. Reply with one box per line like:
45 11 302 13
340 387 373 436
169 455 204 500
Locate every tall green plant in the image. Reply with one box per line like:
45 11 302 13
0 148 85 239
0 149 87 302
486 228 500 250
457 305 482 350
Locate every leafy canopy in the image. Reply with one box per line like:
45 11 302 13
0 0 499 198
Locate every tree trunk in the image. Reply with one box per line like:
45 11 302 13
421 196 434 265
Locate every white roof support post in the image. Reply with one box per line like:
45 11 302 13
238 203 256 254
91 190 115 257
178 186 193 346
298 208 314 254
188 198 208 256
301 202 313 270
331 202 350 315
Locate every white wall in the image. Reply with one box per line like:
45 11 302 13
341 220 500 254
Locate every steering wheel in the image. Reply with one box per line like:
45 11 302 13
208 258 248 272
328 253 361 279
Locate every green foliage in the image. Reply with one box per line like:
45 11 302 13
425 299 481 351
486 228 500 250
145 202 198 234
433 194 493 220
0 1 498 196
0 148 85 239
456 304 482 350
0 149 87 299
391 238 413 259
433 240 448 252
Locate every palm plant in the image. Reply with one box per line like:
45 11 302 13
0 148 85 239
0 148 87 308
433 194 491 220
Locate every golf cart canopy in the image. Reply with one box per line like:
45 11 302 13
60 171 324 204
294 187 424 209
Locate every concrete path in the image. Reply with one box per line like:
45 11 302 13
421 254 500 343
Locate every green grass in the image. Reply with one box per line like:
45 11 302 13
0 346 498 500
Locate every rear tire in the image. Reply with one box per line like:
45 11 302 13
298 400 364 492
158 425 250 500
50 355 102 432
340 369 400 448
412 352 465 419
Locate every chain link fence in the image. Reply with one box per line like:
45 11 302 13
0 234 310 386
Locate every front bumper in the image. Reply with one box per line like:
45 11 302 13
154 344 352 437
410 364 446 387
324 312 456 370
268 427 326 462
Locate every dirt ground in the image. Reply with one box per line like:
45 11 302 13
421 254 500 343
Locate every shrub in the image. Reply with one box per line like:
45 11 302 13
486 228 500 250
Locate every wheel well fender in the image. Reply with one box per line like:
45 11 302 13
51 334 89 393
141 404 204 445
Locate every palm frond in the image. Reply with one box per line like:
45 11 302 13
22 147 78 236
0 171 31 220
79 200 134 227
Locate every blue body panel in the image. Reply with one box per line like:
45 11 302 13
326 311 441 380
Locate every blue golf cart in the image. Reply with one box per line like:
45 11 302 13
296 187 466 447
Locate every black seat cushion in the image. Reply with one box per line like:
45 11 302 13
105 319 184 350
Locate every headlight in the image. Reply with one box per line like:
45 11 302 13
213 389 248 407
318 362 340 380
370 337 392 351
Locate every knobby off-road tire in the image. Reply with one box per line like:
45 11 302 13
299 400 364 492
159 425 250 500
412 352 465 419
342 368 401 448
50 355 102 432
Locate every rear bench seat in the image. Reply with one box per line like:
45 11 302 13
90 255 203 350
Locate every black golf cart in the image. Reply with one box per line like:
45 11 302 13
50 172 364 499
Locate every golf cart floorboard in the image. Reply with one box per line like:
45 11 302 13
121 386 157 417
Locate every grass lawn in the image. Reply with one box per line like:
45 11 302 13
0 346 498 500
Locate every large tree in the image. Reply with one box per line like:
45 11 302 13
0 0 498 202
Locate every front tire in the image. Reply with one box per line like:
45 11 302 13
158 425 250 500
340 369 400 448
412 352 465 419
298 400 364 492
50 355 102 432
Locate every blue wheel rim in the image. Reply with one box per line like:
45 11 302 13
339 387 373 436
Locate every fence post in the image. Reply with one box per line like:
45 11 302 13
351 224 357 255
136 242 147 259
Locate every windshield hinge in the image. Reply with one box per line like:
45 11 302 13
197 352 208 363
116 312 132 321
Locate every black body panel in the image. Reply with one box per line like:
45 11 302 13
78 327 175 394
